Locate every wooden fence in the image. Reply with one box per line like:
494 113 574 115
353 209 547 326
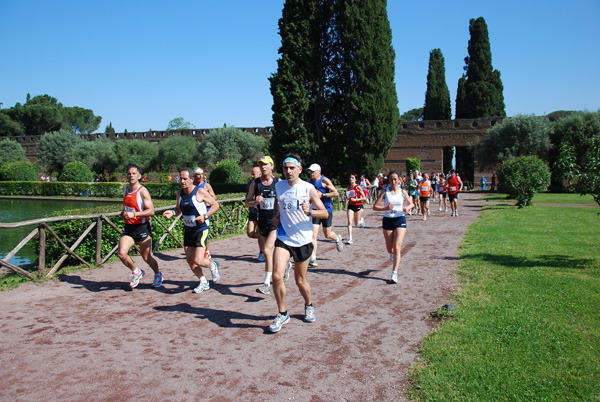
0 198 247 280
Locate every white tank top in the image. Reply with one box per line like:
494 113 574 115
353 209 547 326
384 185 405 218
275 179 313 247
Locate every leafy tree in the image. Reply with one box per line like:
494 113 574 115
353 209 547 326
423 49 451 120
399 108 424 122
550 111 600 166
497 155 551 208
68 137 117 180
36 128 84 174
209 158 244 184
554 140 600 207
269 0 399 182
112 139 158 175
547 110 577 122
105 122 116 133
167 117 195 130
473 115 552 170
455 74 466 119
18 94 64 136
0 111 25 136
156 135 199 171
198 126 266 168
62 106 102 134
0 160 38 181
0 139 27 165
406 158 420 174
456 17 505 118
60 161 93 182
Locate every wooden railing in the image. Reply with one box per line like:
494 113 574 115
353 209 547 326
0 198 247 280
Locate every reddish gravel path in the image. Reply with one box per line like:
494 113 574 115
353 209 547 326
0 193 486 402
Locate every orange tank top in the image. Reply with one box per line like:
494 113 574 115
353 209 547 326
123 185 148 225
419 180 431 197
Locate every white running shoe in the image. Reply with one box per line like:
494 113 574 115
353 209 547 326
455 211 459 217
304 305 316 323
309 256 318 267
445 208 448 212
336 234 344 252
193 280 210 293
346 237 353 245
210 260 221 283
129 269 145 288
283 260 293 282
388 271 398 284
269 312 290 333
359 217 365 228
256 283 271 295
438 207 442 212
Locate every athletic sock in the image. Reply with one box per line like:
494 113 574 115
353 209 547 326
132 267 141 275
264 271 272 285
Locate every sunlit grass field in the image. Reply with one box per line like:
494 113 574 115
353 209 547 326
483 192 596 205
409 203 600 401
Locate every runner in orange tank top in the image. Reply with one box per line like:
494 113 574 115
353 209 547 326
418 173 432 221
118 165 163 289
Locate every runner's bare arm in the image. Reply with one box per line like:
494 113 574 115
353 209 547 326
306 187 328 219
322 177 339 198
372 189 387 211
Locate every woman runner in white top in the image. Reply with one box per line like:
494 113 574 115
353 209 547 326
372 171 413 284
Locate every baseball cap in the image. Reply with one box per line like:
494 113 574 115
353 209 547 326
258 156 274 164
308 163 321 172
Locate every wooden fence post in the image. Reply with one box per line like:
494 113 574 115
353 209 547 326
95 217 102 266
38 224 46 278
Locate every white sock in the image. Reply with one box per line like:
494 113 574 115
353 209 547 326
264 272 272 285
133 267 141 275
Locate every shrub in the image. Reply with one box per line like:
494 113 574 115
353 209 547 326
497 155 551 208
60 161 93 182
209 159 244 184
0 161 38 181
406 158 420 174
0 139 26 165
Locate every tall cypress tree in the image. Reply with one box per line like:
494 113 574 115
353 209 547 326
270 0 399 182
423 48 451 120
456 17 506 118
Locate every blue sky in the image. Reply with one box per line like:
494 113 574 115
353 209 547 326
1 0 599 133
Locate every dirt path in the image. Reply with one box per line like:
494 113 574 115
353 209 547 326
0 193 486 402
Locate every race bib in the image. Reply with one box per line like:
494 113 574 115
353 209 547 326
450 186 457 192
421 185 429 192
124 206 135 213
260 197 275 210
183 215 197 227
347 190 356 198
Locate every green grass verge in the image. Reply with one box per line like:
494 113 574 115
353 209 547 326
409 204 600 402
483 192 596 205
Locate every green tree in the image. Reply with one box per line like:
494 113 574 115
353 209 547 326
105 122 116 133
36 128 84 174
0 138 27 165
18 94 64 136
474 115 552 170
269 0 399 182
209 158 244 184
0 160 38 181
550 111 600 166
554 140 600 207
423 49 451 120
497 155 551 208
62 106 102 134
60 161 94 182
156 135 199 171
456 17 505 118
399 108 424 122
198 126 266 168
406 158 421 174
112 139 158 174
0 111 25 136
167 117 195 130
68 137 117 180
269 0 322 167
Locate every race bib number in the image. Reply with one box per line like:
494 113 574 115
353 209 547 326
450 186 457 192
347 190 356 198
421 185 428 192
260 197 275 210
183 215 197 227
124 206 135 213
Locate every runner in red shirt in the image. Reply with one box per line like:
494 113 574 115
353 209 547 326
345 173 366 245
445 170 464 217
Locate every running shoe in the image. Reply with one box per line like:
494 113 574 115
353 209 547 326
388 271 398 284
444 208 448 212
256 283 271 295
257 252 265 262
346 237 353 245
269 312 290 333
283 261 293 282
304 305 316 323
193 280 210 293
309 256 318 267
129 269 145 288
438 207 442 212
455 211 459 217
210 260 221 283
427 209 431 216
422 216 427 221
151 272 164 288
359 217 365 228
336 234 344 252
204 249 211 259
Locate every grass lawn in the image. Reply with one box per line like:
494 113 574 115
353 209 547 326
482 192 597 205
409 204 600 402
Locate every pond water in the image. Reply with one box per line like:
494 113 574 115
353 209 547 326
0 199 121 266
